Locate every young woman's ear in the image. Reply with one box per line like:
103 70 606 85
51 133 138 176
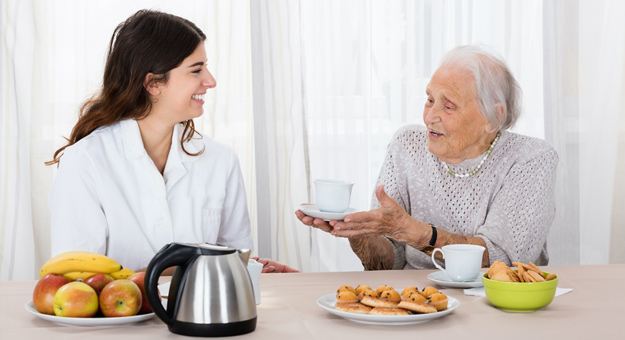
143 73 161 96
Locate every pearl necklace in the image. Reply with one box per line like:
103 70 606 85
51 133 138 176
443 132 501 178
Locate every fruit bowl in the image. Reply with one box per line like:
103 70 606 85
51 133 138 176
482 272 558 312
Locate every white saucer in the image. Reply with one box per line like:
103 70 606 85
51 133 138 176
298 204 356 221
427 270 485 288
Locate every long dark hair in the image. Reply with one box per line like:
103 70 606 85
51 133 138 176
47 9 206 166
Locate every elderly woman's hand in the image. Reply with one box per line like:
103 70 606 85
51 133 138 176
329 185 418 243
295 208 335 233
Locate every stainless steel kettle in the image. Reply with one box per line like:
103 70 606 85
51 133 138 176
145 242 257 337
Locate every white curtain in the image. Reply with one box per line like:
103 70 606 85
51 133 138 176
251 0 625 271
0 0 255 280
2 0 624 280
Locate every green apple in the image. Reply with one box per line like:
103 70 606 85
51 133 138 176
128 272 160 314
99 279 142 317
84 273 114 295
53 281 99 317
32 273 70 315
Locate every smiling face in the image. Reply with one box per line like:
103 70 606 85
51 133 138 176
423 64 497 164
149 42 216 125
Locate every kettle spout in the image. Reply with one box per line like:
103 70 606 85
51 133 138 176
237 249 251 263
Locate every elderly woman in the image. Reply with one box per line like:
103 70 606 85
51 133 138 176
296 44 558 270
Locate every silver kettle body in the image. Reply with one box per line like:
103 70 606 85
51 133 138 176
145 242 257 337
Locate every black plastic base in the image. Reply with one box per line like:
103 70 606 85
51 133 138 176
168 317 257 337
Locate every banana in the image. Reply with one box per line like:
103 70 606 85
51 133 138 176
40 251 122 278
62 271 99 281
109 267 136 280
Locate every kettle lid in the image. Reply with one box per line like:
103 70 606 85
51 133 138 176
196 243 237 255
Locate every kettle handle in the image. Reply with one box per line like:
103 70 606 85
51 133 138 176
144 243 201 325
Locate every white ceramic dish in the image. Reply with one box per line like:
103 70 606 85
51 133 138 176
317 293 459 325
25 301 155 327
299 204 357 221
427 270 485 288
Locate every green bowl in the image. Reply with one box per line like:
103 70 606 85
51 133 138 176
482 272 558 312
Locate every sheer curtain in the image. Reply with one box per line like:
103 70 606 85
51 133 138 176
251 0 624 271
1 0 254 280
297 0 551 270
2 0 624 280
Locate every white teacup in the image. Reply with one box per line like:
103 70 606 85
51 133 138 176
431 244 485 282
247 259 263 304
314 179 354 213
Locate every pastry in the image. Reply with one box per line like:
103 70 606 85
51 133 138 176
421 286 439 298
355 285 372 295
375 285 393 295
428 293 448 311
335 303 372 314
360 296 398 308
407 291 427 303
357 289 378 300
336 291 358 303
401 286 419 299
379 289 401 304
397 300 437 314
337 285 357 294
369 307 410 316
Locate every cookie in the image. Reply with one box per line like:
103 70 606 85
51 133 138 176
335 303 372 314
397 300 437 314
360 296 398 308
369 307 410 316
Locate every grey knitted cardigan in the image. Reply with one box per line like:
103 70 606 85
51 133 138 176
371 124 558 269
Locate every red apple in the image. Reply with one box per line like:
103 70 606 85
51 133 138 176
32 273 71 315
84 273 114 295
128 272 160 314
99 279 142 317
53 281 99 317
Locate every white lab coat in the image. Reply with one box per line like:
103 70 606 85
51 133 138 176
49 119 253 271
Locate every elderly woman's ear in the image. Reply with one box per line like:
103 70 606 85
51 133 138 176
487 103 506 133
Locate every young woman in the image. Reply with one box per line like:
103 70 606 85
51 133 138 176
48 10 296 273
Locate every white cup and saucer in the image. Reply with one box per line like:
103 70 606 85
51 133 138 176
298 179 356 221
427 244 486 288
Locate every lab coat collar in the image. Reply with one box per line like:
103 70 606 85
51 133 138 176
120 119 147 159
120 119 203 164
120 119 204 189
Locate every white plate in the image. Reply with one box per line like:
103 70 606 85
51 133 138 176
25 301 155 327
299 204 357 221
317 293 459 325
427 271 485 288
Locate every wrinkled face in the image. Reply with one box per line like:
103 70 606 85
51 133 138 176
153 42 216 124
423 64 495 163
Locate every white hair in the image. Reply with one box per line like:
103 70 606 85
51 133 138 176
439 44 521 131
